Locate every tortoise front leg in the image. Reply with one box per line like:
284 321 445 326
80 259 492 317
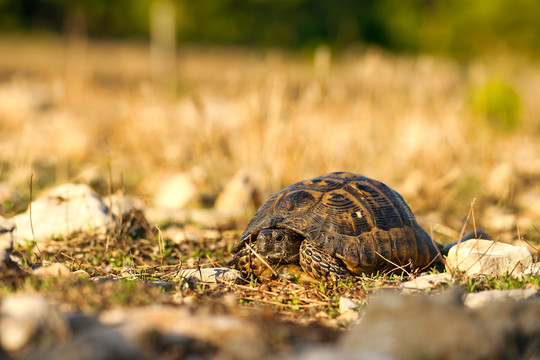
259 264 320 284
299 240 353 282
229 246 318 283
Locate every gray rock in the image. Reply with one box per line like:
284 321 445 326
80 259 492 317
401 273 453 292
464 289 539 309
0 215 16 267
341 291 540 359
214 169 258 215
109 194 146 218
0 294 69 353
473 298 540 357
151 173 197 209
12 183 114 243
27 325 146 360
342 291 497 360
286 347 395 360
100 306 266 360
446 239 533 278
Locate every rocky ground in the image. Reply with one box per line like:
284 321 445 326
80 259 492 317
0 182 538 360
0 38 540 359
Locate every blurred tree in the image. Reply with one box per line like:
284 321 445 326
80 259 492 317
0 0 539 59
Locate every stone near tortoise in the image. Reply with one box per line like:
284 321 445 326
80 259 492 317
446 239 533 278
12 183 113 244
229 172 445 282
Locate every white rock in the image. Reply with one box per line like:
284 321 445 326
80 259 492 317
521 262 540 277
214 169 258 215
337 297 362 325
152 173 197 209
446 239 533 278
0 294 69 353
339 297 362 313
401 273 453 292
12 183 113 243
464 289 539 309
180 267 244 286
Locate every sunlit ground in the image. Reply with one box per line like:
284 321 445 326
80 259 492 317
0 35 539 250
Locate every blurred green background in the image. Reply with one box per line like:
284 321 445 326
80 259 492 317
1 0 539 58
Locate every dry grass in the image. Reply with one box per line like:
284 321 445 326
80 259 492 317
1 36 540 359
0 36 540 248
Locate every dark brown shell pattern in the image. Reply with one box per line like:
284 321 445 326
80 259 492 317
233 172 443 275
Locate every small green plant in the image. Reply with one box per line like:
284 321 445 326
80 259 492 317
463 274 540 293
470 80 522 131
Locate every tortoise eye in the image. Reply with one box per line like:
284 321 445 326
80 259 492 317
275 234 284 242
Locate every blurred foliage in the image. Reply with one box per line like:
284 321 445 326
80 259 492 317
471 80 522 131
0 0 539 58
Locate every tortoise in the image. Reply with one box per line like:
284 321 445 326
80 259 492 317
229 172 453 283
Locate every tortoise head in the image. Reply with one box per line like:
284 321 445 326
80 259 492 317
256 228 304 264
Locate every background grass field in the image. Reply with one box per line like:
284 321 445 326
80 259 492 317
1 36 539 251
0 5 539 356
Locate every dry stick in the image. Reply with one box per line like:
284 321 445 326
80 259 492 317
471 201 478 238
247 234 253 275
428 223 449 275
516 217 522 242
458 198 476 243
60 252 86 269
458 237 498 278
452 198 477 272
204 255 221 268
102 134 114 257
245 242 278 277
232 284 328 306
103 133 114 225
374 250 412 277
156 225 164 265
241 296 323 309
527 225 540 262
29 174 43 261
232 283 286 297
508 258 525 278
422 246 445 272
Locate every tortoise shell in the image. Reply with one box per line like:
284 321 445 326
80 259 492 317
233 172 442 275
